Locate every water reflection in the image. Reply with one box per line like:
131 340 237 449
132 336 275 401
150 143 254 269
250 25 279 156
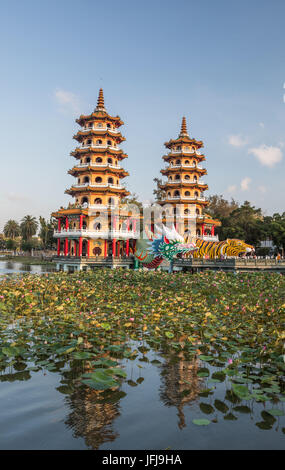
0 260 56 275
159 352 200 429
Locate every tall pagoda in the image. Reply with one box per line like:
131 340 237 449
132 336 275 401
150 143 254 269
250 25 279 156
52 89 137 266
158 117 220 239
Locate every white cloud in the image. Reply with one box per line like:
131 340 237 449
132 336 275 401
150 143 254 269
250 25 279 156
241 177 251 191
54 89 81 114
227 184 237 193
259 122 265 128
248 144 283 167
228 134 248 147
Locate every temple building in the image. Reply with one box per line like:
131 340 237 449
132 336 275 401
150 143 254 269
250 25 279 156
51 89 138 270
157 117 221 240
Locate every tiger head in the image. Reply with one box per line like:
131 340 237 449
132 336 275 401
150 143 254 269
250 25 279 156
226 239 254 255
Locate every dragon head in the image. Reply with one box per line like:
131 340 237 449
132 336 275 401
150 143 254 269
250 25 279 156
148 224 197 261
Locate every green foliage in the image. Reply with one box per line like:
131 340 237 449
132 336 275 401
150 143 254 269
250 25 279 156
3 220 21 239
20 215 38 241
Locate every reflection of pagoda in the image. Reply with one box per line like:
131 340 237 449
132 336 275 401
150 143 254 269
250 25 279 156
157 117 221 240
159 352 200 429
65 386 120 449
51 89 138 270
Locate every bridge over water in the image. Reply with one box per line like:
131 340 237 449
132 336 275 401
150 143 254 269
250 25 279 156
53 255 285 273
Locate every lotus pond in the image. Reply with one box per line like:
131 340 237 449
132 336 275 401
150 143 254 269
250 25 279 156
0 269 284 449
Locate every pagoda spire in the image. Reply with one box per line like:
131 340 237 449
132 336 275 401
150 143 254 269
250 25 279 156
179 116 189 137
95 88 106 111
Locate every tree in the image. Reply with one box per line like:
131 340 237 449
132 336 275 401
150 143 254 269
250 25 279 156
20 215 38 241
153 178 166 202
6 239 18 250
120 193 143 209
207 195 239 219
3 220 21 239
39 217 56 249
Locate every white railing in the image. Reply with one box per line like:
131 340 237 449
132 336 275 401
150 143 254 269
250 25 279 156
54 229 135 239
80 126 120 134
75 162 122 169
80 144 119 151
197 235 219 241
162 195 206 202
168 164 203 170
72 183 124 190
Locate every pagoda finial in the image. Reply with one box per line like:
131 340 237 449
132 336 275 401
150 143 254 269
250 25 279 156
179 116 189 137
96 88 106 111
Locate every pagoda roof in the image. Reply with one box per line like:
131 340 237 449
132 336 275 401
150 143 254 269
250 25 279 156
162 152 206 162
160 167 207 175
70 147 128 160
68 166 129 178
73 129 125 143
76 89 124 127
164 117 204 149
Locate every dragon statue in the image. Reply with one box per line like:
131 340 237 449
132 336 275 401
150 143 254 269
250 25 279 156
134 224 197 272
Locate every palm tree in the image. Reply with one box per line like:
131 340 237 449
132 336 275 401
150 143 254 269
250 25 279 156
20 215 38 241
4 220 21 239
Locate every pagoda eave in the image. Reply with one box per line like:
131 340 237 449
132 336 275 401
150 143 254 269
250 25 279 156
159 183 208 190
162 153 206 162
160 167 207 175
76 113 124 127
68 167 129 177
51 207 89 218
73 131 126 143
70 148 128 160
164 138 204 149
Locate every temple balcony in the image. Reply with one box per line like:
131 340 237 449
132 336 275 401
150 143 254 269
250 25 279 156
80 144 120 151
80 126 120 134
75 162 122 169
168 163 204 170
161 195 207 202
71 183 124 190
197 235 219 242
53 228 136 239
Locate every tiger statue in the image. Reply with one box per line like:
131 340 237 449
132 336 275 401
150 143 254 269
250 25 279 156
191 238 254 259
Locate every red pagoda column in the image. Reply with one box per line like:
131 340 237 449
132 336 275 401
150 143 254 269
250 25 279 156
201 223 205 237
211 225 215 236
79 237 82 257
57 216 61 256
112 239 116 257
64 217 69 256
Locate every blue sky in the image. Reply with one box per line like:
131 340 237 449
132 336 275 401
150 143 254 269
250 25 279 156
0 0 284 230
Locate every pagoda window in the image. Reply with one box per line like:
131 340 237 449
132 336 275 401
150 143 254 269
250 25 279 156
194 191 199 197
108 177 114 184
174 190 180 197
86 157 91 163
107 158 113 164
96 157 102 163
184 209 189 214
96 139 102 145
177 146 181 150
81 197 89 204
87 139 92 145
184 175 190 180
176 159 181 165
107 140 112 146
193 176 197 182
193 161 197 167
196 208 200 215
168 192 171 197
107 123 111 128
185 191 190 196
175 174 180 180
82 221 87 229
97 123 103 128
77 178 80 184
95 177 102 183
169 176 172 181
108 197 114 205
185 160 190 164
88 123 93 128
83 176 89 183
95 198 102 204
196 229 201 235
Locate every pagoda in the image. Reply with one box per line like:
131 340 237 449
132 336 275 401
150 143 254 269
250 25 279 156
52 89 137 268
157 117 221 239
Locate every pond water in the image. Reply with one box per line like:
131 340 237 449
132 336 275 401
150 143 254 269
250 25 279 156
0 343 284 450
0 260 56 276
